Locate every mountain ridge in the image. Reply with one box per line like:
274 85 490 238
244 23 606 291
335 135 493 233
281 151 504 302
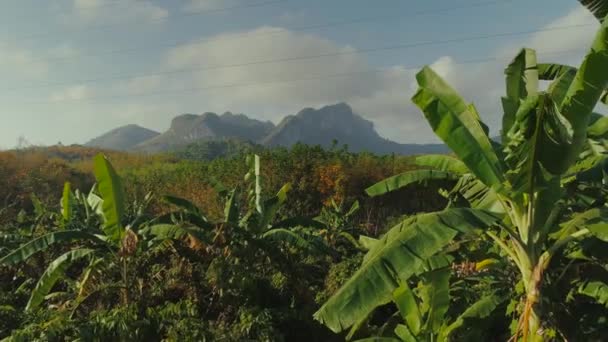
84 124 160 151
85 103 447 155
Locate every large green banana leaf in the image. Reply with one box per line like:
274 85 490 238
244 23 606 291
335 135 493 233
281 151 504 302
61 182 73 226
93 154 125 243
365 170 459 197
262 228 329 254
578 0 608 21
253 154 263 214
578 281 608 307
313 208 501 333
271 217 326 230
393 283 421 336
258 183 291 232
26 248 94 311
450 175 502 212
419 268 450 332
413 155 469 174
413 67 505 192
148 224 211 244
0 231 103 265
502 48 539 143
543 17 608 174
538 63 575 80
163 195 206 219
224 188 239 224
438 294 503 340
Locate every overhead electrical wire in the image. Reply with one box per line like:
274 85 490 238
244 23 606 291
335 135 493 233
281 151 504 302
22 0 513 66
3 22 593 93
18 0 287 41
14 47 585 106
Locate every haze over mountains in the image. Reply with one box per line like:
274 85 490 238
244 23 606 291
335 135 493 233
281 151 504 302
85 103 446 155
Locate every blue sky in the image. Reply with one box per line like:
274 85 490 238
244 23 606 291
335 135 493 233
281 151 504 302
0 0 600 147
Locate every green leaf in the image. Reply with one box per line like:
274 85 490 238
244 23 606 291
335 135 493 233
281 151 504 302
148 224 211 244
414 154 469 174
162 195 212 229
346 200 360 217
61 182 73 225
258 183 291 231
358 235 378 251
163 195 203 217
271 217 326 229
26 248 94 311
87 184 104 218
365 170 459 197
393 283 421 335
254 154 263 214
538 63 575 80
439 294 503 340
262 228 329 254
419 268 450 332
450 175 502 212
413 67 505 191
314 208 501 333
545 18 608 173
502 48 539 143
0 231 103 265
224 188 239 224
578 281 608 306
587 114 608 137
93 154 125 243
394 324 418 342
578 0 608 21
553 208 608 241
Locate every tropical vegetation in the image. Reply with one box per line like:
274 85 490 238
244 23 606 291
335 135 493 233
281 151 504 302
0 0 607 341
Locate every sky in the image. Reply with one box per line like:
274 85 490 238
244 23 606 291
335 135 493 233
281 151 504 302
0 0 601 148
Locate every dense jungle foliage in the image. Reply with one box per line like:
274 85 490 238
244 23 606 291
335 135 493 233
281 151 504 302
2 1 608 341
0 144 446 341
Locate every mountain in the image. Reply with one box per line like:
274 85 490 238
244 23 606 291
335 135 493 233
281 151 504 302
262 103 447 154
85 124 160 151
135 112 275 152
86 103 446 155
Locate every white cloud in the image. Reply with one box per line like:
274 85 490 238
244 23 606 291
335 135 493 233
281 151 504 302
524 7 597 54
166 26 389 121
120 7 603 144
71 0 168 25
0 43 49 79
119 75 163 94
163 25 507 142
50 85 92 102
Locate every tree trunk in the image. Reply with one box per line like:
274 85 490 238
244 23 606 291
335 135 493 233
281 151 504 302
520 263 544 341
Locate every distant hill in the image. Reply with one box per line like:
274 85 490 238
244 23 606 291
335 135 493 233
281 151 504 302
173 138 261 161
86 103 447 156
262 103 447 155
85 124 159 151
135 112 274 153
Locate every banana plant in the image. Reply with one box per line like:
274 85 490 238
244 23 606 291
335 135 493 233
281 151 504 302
315 199 363 250
353 268 503 342
315 3 608 341
154 154 329 255
0 154 158 312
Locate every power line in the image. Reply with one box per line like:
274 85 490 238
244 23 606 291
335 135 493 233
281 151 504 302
15 48 584 106
18 0 286 41
22 0 513 66
3 22 592 93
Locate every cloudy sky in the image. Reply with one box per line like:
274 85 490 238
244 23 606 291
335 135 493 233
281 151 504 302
0 0 601 148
